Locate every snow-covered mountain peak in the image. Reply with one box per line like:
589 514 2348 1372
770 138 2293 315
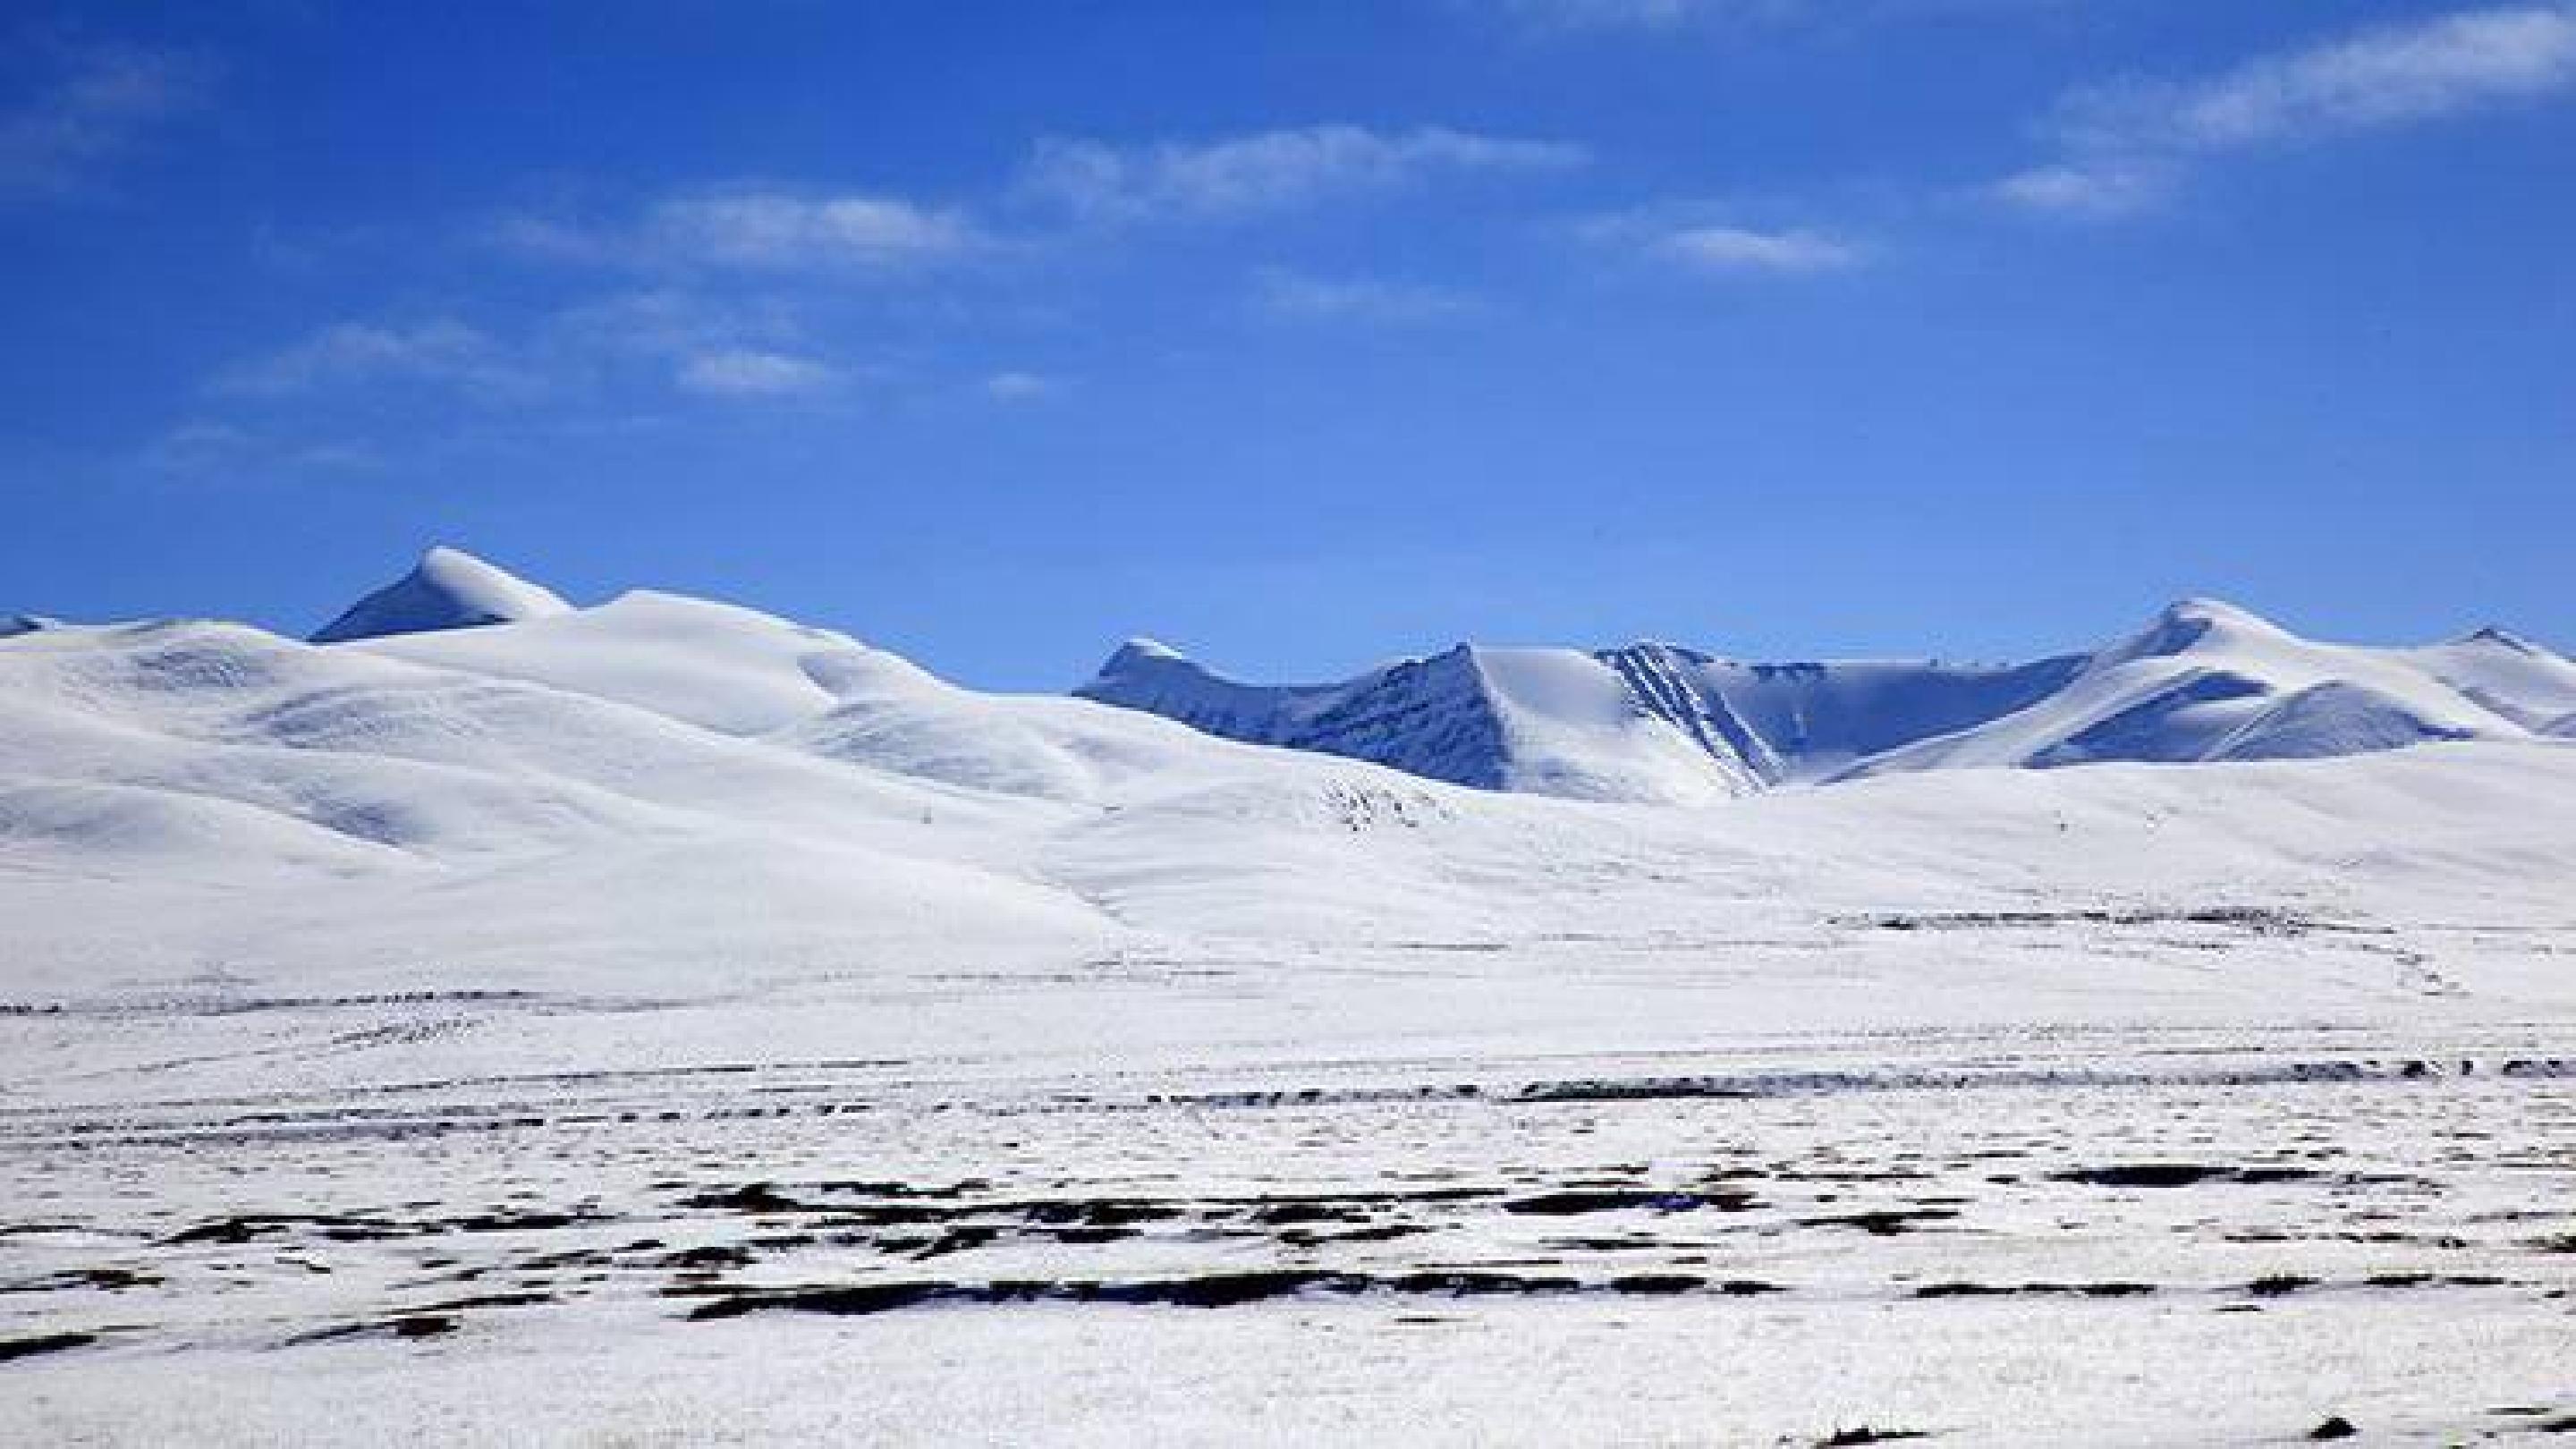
2092 597 2288 669
2457 624 2551 657
311 546 572 645
1107 636 1186 665
1092 637 1210 687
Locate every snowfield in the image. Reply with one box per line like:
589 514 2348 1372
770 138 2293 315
4 551 2572 1445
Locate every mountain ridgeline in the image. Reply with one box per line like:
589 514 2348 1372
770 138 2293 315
13 547 2563 814
1080 600 2576 803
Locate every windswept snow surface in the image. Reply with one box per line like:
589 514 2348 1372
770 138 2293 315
1081 598 2576 801
5 557 2576 1444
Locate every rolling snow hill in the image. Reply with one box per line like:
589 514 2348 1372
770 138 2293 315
1082 599 2576 801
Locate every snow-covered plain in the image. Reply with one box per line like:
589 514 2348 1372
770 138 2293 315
4 552 2572 1445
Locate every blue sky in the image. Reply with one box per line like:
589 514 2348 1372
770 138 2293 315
4 1 2572 686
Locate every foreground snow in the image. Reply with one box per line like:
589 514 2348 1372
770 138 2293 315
6 1030 2573 1445
2 556 2572 1443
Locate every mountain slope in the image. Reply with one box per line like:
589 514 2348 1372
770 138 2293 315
311 546 571 644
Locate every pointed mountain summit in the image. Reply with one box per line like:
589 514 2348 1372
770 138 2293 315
311 546 572 645
1100 637 1188 670
2456 624 2555 657
2087 597 2290 670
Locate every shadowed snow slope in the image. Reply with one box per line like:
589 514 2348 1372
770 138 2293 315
310 546 571 644
1084 600 2575 801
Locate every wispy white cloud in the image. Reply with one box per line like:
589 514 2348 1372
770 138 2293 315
675 348 839 397
1459 0 2063 37
1251 267 1479 322
496 191 982 271
1462 0 1790 32
1660 225 1860 273
1997 5 2576 216
1987 162 2171 219
1020 124 1586 221
140 419 381 479
1584 207 1867 275
215 295 862 411
646 194 979 267
545 288 806 360
213 320 536 400
981 370 1063 402
0 42 214 199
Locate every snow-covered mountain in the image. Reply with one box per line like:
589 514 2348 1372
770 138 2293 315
11 543 2576 1132
1081 600 2576 801
4 545 2573 1010
1084 639 1777 803
0 549 1523 991
310 545 571 644
1850 599 2576 776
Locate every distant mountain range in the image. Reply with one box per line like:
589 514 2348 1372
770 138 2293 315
15 547 2571 814
8 545 2574 1009
1081 601 2576 803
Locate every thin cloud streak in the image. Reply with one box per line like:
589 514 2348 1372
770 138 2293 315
1020 124 1587 221
496 191 984 272
675 349 840 397
982 370 1063 401
1251 268 1480 323
1583 206 1868 276
1461 0 2071 37
1997 5 2576 216
212 320 535 400
1660 225 1860 273
0 42 214 198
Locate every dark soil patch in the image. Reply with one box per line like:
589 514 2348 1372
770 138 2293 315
1504 1189 1758 1216
2249 1275 2319 1298
0 1330 97 1363
1799 1208 1960 1236
1818 1427 1933 1445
